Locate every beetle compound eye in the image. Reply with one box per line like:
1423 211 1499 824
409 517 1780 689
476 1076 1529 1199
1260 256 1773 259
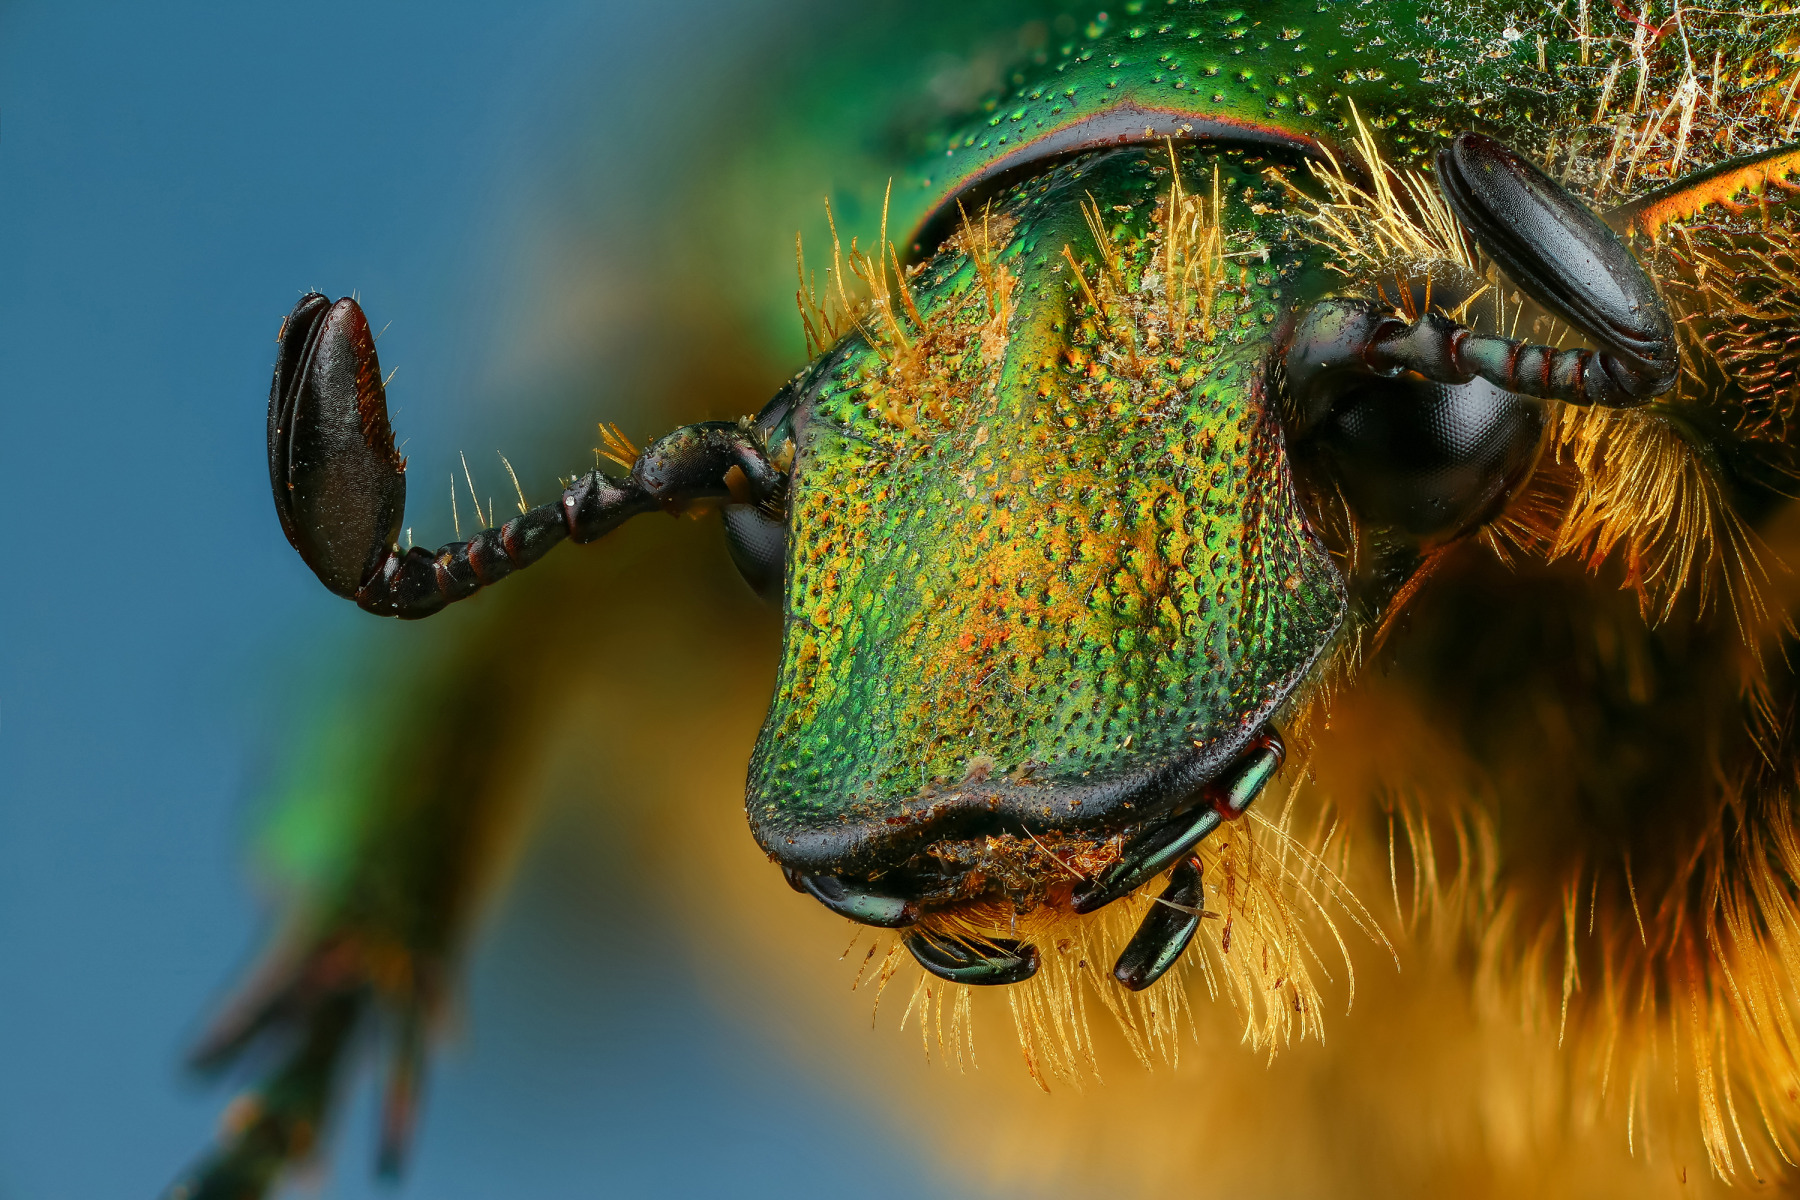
1309 374 1545 544
722 504 786 604
722 371 811 605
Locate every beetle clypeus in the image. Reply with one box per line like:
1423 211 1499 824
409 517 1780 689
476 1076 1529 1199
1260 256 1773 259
169 0 1800 1195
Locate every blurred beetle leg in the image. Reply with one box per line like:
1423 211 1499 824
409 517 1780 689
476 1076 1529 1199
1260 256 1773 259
166 562 603 1199
377 1004 426 1177
1112 856 1206 992
163 989 360 1200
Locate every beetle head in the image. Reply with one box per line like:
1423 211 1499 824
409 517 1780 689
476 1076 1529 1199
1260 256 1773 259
742 146 1350 915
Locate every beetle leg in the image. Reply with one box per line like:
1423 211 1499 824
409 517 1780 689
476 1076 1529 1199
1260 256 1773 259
1112 855 1206 991
270 294 783 619
163 940 406 1200
1070 731 1282 915
1286 132 1678 430
903 931 1041 985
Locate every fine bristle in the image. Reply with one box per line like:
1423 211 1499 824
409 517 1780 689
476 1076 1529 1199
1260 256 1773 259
1285 100 1479 301
881 796 1385 1089
1528 406 1771 636
1313 701 1800 1182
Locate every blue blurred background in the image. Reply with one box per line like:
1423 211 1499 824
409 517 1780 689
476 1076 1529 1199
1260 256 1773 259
0 4 963 1196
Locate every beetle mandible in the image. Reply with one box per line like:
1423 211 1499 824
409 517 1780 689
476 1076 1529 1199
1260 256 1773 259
170 0 1800 1195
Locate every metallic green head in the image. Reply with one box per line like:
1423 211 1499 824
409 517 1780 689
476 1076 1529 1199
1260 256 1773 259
734 0 1569 923
744 144 1347 900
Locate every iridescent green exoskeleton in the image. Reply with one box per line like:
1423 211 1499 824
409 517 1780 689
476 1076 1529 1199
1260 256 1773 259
747 149 1348 895
741 5 1672 979
169 0 1800 1194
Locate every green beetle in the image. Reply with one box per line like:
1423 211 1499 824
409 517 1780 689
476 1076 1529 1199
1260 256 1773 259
171 0 1800 1194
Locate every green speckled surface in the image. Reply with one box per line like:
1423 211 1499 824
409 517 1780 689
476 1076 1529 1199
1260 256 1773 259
900 0 1578 246
748 148 1345 871
715 0 1614 358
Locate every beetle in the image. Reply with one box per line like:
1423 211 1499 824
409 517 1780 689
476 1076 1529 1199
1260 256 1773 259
168 0 1800 1195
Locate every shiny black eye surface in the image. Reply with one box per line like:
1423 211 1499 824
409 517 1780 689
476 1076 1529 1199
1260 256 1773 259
724 374 805 604
1314 374 1545 543
723 503 786 603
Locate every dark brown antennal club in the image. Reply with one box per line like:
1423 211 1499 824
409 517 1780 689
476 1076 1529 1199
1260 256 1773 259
1285 132 1680 432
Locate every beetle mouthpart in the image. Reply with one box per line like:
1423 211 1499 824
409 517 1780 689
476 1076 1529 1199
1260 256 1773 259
783 868 918 928
1071 729 1283 915
903 931 1041 986
1113 855 1207 991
